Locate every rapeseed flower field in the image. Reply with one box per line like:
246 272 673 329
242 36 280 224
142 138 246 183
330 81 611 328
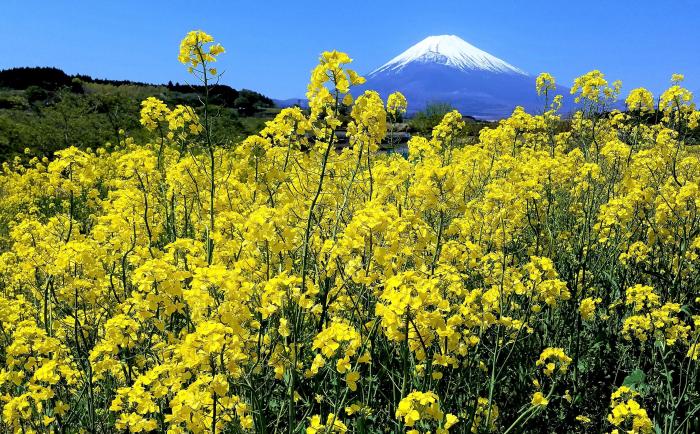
0 30 699 433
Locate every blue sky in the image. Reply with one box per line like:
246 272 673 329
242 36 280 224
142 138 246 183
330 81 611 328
1 0 698 99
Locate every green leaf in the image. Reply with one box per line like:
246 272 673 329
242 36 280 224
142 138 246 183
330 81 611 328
622 369 646 389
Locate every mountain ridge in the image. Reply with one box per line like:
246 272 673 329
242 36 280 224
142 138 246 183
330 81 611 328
370 34 526 76
358 34 573 119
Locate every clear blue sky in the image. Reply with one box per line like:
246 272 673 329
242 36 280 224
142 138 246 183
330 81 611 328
1 0 698 99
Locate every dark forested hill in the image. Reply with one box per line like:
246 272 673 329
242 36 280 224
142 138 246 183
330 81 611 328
0 67 277 160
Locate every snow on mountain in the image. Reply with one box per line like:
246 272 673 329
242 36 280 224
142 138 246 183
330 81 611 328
370 35 526 76
358 35 573 120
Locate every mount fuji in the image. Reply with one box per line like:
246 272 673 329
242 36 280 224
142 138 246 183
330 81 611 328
358 35 571 120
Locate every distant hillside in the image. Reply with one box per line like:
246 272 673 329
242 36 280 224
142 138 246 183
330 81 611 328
273 98 309 109
0 66 275 113
0 67 279 160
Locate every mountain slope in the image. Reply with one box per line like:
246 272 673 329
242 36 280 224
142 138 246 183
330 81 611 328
359 35 571 120
371 34 526 76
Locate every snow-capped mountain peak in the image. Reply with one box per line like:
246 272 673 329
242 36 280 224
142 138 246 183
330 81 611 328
370 35 526 76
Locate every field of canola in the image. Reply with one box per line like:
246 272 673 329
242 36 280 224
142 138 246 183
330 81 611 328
0 30 699 433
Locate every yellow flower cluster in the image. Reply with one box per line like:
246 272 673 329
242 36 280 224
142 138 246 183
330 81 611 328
531 391 549 407
535 72 556 96
387 91 408 117
607 387 653 434
0 320 79 431
306 50 364 125
626 88 655 112
306 413 348 433
178 30 225 75
535 347 572 376
395 391 458 434
0 30 699 433
579 296 602 321
140 97 171 131
140 97 203 142
622 285 690 345
571 69 621 105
